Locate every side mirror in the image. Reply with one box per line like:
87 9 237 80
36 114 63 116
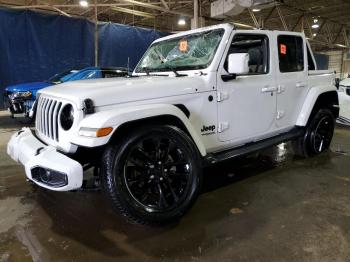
335 78 340 90
228 53 250 75
222 53 250 82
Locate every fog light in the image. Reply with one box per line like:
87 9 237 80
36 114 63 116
31 167 68 188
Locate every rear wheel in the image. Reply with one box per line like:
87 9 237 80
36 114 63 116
101 125 202 224
293 109 335 157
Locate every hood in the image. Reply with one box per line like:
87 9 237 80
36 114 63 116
5 82 53 92
39 75 210 109
340 78 350 87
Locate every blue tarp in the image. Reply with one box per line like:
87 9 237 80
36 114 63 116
98 22 168 69
0 7 168 107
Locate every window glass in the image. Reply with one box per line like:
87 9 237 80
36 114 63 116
307 46 316 70
278 35 304 72
224 34 269 74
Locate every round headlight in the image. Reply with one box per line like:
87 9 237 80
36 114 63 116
60 104 74 131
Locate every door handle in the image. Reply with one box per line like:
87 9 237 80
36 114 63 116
261 86 278 93
296 82 307 88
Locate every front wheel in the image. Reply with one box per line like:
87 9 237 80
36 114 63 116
293 109 335 157
101 125 202 224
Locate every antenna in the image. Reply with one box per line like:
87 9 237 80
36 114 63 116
127 57 130 73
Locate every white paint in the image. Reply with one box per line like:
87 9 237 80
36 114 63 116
7 23 336 191
338 78 350 125
227 53 249 74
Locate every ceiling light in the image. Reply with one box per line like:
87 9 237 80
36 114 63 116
313 18 318 23
252 8 261 12
313 33 317 37
312 24 319 29
336 44 347 48
79 0 89 7
178 18 186 26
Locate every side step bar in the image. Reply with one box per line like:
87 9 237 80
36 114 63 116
203 128 305 166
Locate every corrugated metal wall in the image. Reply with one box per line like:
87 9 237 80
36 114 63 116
319 50 344 78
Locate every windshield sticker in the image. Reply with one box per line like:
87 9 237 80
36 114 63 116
280 44 287 55
179 39 189 53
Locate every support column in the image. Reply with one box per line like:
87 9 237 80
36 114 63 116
94 0 99 67
193 0 198 29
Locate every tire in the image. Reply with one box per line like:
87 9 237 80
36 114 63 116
293 109 335 157
101 125 202 225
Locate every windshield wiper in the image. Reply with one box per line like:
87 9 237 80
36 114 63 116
139 67 169 77
139 66 187 77
162 66 187 77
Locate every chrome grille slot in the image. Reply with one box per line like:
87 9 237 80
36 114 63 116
346 88 350 96
35 96 63 142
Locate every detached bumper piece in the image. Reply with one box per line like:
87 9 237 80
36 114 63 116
7 128 83 191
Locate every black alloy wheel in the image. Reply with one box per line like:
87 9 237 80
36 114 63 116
293 109 335 157
101 125 202 224
310 114 334 153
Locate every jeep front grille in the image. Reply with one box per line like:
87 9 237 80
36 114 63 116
36 96 62 141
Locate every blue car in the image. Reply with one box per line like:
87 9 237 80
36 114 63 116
4 67 128 118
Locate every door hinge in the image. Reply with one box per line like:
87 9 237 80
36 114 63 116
276 111 285 120
277 85 285 94
217 92 229 102
218 122 229 132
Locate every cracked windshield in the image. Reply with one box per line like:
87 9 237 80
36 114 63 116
135 29 225 73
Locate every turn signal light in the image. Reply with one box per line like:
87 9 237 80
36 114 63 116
79 127 113 137
96 127 113 137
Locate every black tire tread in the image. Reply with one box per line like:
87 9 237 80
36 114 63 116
101 125 202 225
292 108 334 158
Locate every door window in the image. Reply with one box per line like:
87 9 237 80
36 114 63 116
278 35 304 72
224 34 269 75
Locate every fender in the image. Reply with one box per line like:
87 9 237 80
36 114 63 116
296 85 338 126
72 104 207 156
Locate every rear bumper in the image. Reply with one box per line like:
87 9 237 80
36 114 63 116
7 128 83 191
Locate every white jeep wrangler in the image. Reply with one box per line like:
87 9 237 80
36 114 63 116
7 23 339 224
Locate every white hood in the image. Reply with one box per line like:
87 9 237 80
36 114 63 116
340 78 350 87
39 75 210 109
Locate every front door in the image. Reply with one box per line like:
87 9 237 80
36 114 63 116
217 33 277 144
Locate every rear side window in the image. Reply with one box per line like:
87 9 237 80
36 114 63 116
278 35 304 72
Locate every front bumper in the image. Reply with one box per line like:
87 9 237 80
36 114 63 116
6 96 35 116
7 128 83 191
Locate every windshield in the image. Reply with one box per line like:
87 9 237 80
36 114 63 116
48 69 79 84
135 29 225 73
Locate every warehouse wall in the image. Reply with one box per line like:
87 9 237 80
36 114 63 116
314 53 329 70
0 7 167 108
318 50 344 78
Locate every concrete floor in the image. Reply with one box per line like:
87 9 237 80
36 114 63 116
1 110 350 262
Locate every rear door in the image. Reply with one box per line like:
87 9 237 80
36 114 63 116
275 33 309 129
